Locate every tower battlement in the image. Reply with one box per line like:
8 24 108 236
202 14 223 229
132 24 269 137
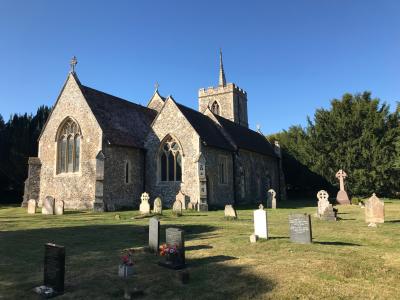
198 83 247 97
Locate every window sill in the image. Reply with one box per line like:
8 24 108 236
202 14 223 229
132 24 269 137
55 172 81 177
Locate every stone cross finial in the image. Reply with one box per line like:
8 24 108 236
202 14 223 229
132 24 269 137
335 169 347 191
141 192 149 202
317 190 329 202
70 56 77 73
154 82 159 91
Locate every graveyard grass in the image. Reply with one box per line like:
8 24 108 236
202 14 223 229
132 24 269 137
1 199 400 299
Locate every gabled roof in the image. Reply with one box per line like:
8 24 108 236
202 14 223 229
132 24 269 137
174 103 235 152
80 85 157 148
214 115 277 158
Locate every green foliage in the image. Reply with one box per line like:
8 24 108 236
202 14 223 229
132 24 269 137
0 106 51 203
269 92 400 197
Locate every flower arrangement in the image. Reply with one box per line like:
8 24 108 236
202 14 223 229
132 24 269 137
160 244 179 257
120 249 134 266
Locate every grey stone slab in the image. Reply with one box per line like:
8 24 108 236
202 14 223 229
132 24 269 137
289 213 312 244
149 217 160 254
44 243 65 293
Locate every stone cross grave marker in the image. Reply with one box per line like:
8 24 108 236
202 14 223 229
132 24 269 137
172 199 182 216
335 169 350 205
289 213 312 244
253 204 268 239
224 204 237 219
27 199 37 214
176 191 189 210
139 192 151 214
317 190 336 221
267 189 277 209
42 196 55 215
148 217 160 254
153 197 162 215
43 243 65 294
159 228 185 269
365 193 384 225
54 199 64 216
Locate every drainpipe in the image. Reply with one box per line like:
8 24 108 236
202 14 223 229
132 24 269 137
232 151 237 205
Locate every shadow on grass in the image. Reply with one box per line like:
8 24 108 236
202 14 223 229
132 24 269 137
314 241 361 246
268 236 288 240
186 245 213 251
386 220 400 223
189 255 237 267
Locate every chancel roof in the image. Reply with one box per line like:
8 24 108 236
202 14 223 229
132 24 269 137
80 85 157 148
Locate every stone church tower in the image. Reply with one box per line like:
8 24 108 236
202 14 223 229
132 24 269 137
198 50 249 127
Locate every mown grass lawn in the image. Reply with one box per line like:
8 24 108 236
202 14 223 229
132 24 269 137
1 198 400 299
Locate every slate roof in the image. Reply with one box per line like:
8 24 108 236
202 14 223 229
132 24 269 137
80 85 157 148
175 103 235 152
215 115 277 158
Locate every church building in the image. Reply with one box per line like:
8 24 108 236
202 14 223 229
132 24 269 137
23 52 286 211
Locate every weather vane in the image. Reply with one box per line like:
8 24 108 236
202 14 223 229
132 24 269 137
70 56 77 73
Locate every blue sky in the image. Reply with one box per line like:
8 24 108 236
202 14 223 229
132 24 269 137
1 0 399 134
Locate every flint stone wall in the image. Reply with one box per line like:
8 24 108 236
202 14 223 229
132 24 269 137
38 75 102 209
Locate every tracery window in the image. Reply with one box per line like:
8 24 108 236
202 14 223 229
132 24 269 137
211 101 220 115
160 136 182 182
56 118 81 174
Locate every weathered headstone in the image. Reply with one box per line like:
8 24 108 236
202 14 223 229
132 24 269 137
289 214 312 244
336 169 350 205
27 199 37 214
159 228 185 269
365 193 384 225
148 217 160 254
249 234 258 243
54 199 64 216
267 189 277 209
35 243 65 296
139 192 151 215
42 196 54 215
317 190 336 221
253 204 268 239
172 199 182 216
187 202 195 210
176 191 189 210
224 205 237 219
153 197 162 215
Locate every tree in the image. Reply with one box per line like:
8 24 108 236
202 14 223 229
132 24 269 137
270 92 400 197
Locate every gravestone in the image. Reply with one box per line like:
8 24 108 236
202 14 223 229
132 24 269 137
335 169 350 205
289 214 312 244
317 190 336 221
249 234 258 243
187 202 195 210
176 191 189 210
54 199 64 216
253 204 268 239
27 199 37 214
153 197 162 215
267 189 277 209
159 228 185 269
42 196 54 215
139 192 151 215
172 199 182 216
224 205 237 219
148 217 160 254
37 243 65 296
365 193 384 224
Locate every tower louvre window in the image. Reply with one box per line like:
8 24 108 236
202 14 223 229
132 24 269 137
211 101 220 115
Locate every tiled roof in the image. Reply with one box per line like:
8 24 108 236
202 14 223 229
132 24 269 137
215 115 277 157
80 85 157 148
175 103 235 152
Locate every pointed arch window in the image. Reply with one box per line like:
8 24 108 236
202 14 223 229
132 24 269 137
56 118 81 174
159 136 182 182
211 101 220 115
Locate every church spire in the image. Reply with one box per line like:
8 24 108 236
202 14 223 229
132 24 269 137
218 49 226 87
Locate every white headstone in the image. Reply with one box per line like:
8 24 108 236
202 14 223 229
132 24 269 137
42 196 54 215
153 197 162 214
139 192 151 215
253 204 268 239
317 190 330 216
54 199 64 215
267 189 276 209
176 191 189 210
27 199 36 214
224 205 237 218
